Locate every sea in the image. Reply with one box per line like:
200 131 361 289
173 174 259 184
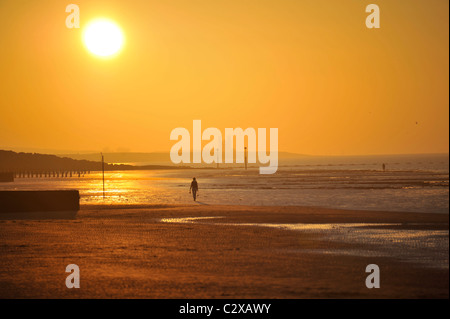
1 154 448 214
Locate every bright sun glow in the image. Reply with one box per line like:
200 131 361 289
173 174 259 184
83 19 124 57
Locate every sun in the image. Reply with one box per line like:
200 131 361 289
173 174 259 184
83 19 124 58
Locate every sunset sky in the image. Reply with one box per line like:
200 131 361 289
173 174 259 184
0 0 448 155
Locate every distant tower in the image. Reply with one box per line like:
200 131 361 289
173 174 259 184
244 147 248 170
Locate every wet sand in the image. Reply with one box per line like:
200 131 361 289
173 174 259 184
0 204 448 298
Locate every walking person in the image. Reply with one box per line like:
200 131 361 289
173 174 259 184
189 177 199 201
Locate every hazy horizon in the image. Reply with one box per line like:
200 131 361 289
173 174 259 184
1 145 449 158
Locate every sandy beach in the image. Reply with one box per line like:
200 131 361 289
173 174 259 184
0 204 448 299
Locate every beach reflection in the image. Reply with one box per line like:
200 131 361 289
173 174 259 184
0 167 448 213
161 217 449 269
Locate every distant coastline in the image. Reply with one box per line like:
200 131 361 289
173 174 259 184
0 150 188 173
1 149 449 173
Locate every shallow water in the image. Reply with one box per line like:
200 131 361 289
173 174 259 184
1 154 448 213
161 217 449 269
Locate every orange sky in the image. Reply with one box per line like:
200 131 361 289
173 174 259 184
0 0 448 155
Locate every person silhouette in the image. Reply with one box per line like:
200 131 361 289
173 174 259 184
189 177 199 201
